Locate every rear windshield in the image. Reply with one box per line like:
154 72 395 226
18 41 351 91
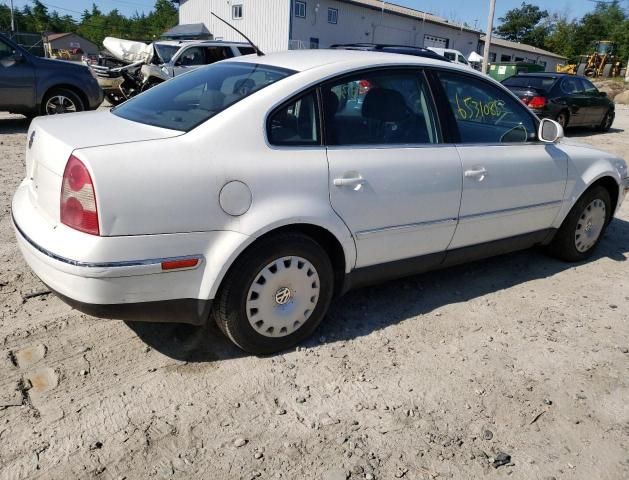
112 62 295 131
502 76 556 91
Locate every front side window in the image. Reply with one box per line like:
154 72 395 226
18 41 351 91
322 70 440 146
295 1 306 18
268 92 319 146
238 46 256 55
177 47 206 66
113 62 294 132
438 71 536 144
232 4 243 19
328 8 338 24
581 78 599 95
457 55 468 65
443 52 455 61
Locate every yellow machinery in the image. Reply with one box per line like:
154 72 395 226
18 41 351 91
575 41 625 77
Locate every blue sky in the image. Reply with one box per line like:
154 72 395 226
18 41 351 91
4 0 606 28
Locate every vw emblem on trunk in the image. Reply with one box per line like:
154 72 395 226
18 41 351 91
28 130 36 149
274 287 292 305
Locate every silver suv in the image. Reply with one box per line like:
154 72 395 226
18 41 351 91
141 40 256 88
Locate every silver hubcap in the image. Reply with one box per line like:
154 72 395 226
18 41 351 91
246 256 320 338
45 95 77 114
575 199 606 252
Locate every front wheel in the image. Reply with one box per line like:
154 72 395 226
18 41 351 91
598 109 614 132
547 186 612 262
214 233 334 354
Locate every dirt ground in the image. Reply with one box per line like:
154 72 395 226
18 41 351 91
1 107 628 480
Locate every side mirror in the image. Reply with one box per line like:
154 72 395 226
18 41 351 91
538 118 564 143
13 51 24 63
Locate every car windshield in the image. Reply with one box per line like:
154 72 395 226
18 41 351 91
154 43 183 63
112 62 295 132
503 76 556 91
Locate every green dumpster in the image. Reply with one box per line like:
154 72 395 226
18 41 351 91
488 62 545 82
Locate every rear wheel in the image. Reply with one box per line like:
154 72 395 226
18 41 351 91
547 186 612 261
555 110 569 130
214 233 334 354
42 88 84 115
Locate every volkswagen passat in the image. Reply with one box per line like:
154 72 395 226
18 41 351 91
12 50 628 354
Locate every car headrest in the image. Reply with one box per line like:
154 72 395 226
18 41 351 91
233 78 255 95
199 90 225 111
362 88 408 121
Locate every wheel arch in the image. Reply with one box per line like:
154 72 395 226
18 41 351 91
40 84 88 114
204 221 356 301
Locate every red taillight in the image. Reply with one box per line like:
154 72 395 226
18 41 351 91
358 79 373 95
527 96 547 109
60 155 99 236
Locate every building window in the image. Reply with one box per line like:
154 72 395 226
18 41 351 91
500 54 511 62
489 52 497 62
328 8 338 24
514 56 524 62
310 37 319 49
232 4 243 19
295 1 306 18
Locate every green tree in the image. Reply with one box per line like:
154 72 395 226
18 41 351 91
494 2 550 48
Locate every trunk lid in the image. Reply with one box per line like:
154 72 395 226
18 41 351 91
25 110 181 224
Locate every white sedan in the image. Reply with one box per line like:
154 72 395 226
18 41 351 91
12 50 629 354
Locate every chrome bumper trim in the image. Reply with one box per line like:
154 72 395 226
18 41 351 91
13 215 203 270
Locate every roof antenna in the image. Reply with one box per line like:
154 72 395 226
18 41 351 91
211 12 264 56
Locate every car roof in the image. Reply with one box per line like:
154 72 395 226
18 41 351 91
155 40 251 47
330 43 449 61
223 48 468 73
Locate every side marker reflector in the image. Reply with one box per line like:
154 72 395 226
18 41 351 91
161 258 199 271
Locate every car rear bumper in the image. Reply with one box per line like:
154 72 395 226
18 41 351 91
11 180 247 325
14 218 211 325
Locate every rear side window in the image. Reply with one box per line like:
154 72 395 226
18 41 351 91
113 62 294 132
238 46 257 55
321 70 440 146
206 47 234 63
268 92 320 146
560 77 584 95
437 71 536 144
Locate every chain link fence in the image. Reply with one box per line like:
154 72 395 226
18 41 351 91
2 32 45 57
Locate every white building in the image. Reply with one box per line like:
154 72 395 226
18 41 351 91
179 0 565 70
479 36 567 72
179 0 479 56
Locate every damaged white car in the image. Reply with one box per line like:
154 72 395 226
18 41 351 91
90 37 255 105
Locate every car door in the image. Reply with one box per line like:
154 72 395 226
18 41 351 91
433 70 568 249
0 38 35 110
323 69 463 268
581 77 609 124
557 76 591 126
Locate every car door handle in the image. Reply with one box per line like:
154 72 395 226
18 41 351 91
464 167 488 179
333 176 365 187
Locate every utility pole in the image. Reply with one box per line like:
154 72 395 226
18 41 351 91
482 0 496 74
10 0 16 33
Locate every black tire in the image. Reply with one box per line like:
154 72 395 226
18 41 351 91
41 88 84 115
547 186 612 262
602 63 612 78
555 110 569 130
597 109 614 132
214 233 334 355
